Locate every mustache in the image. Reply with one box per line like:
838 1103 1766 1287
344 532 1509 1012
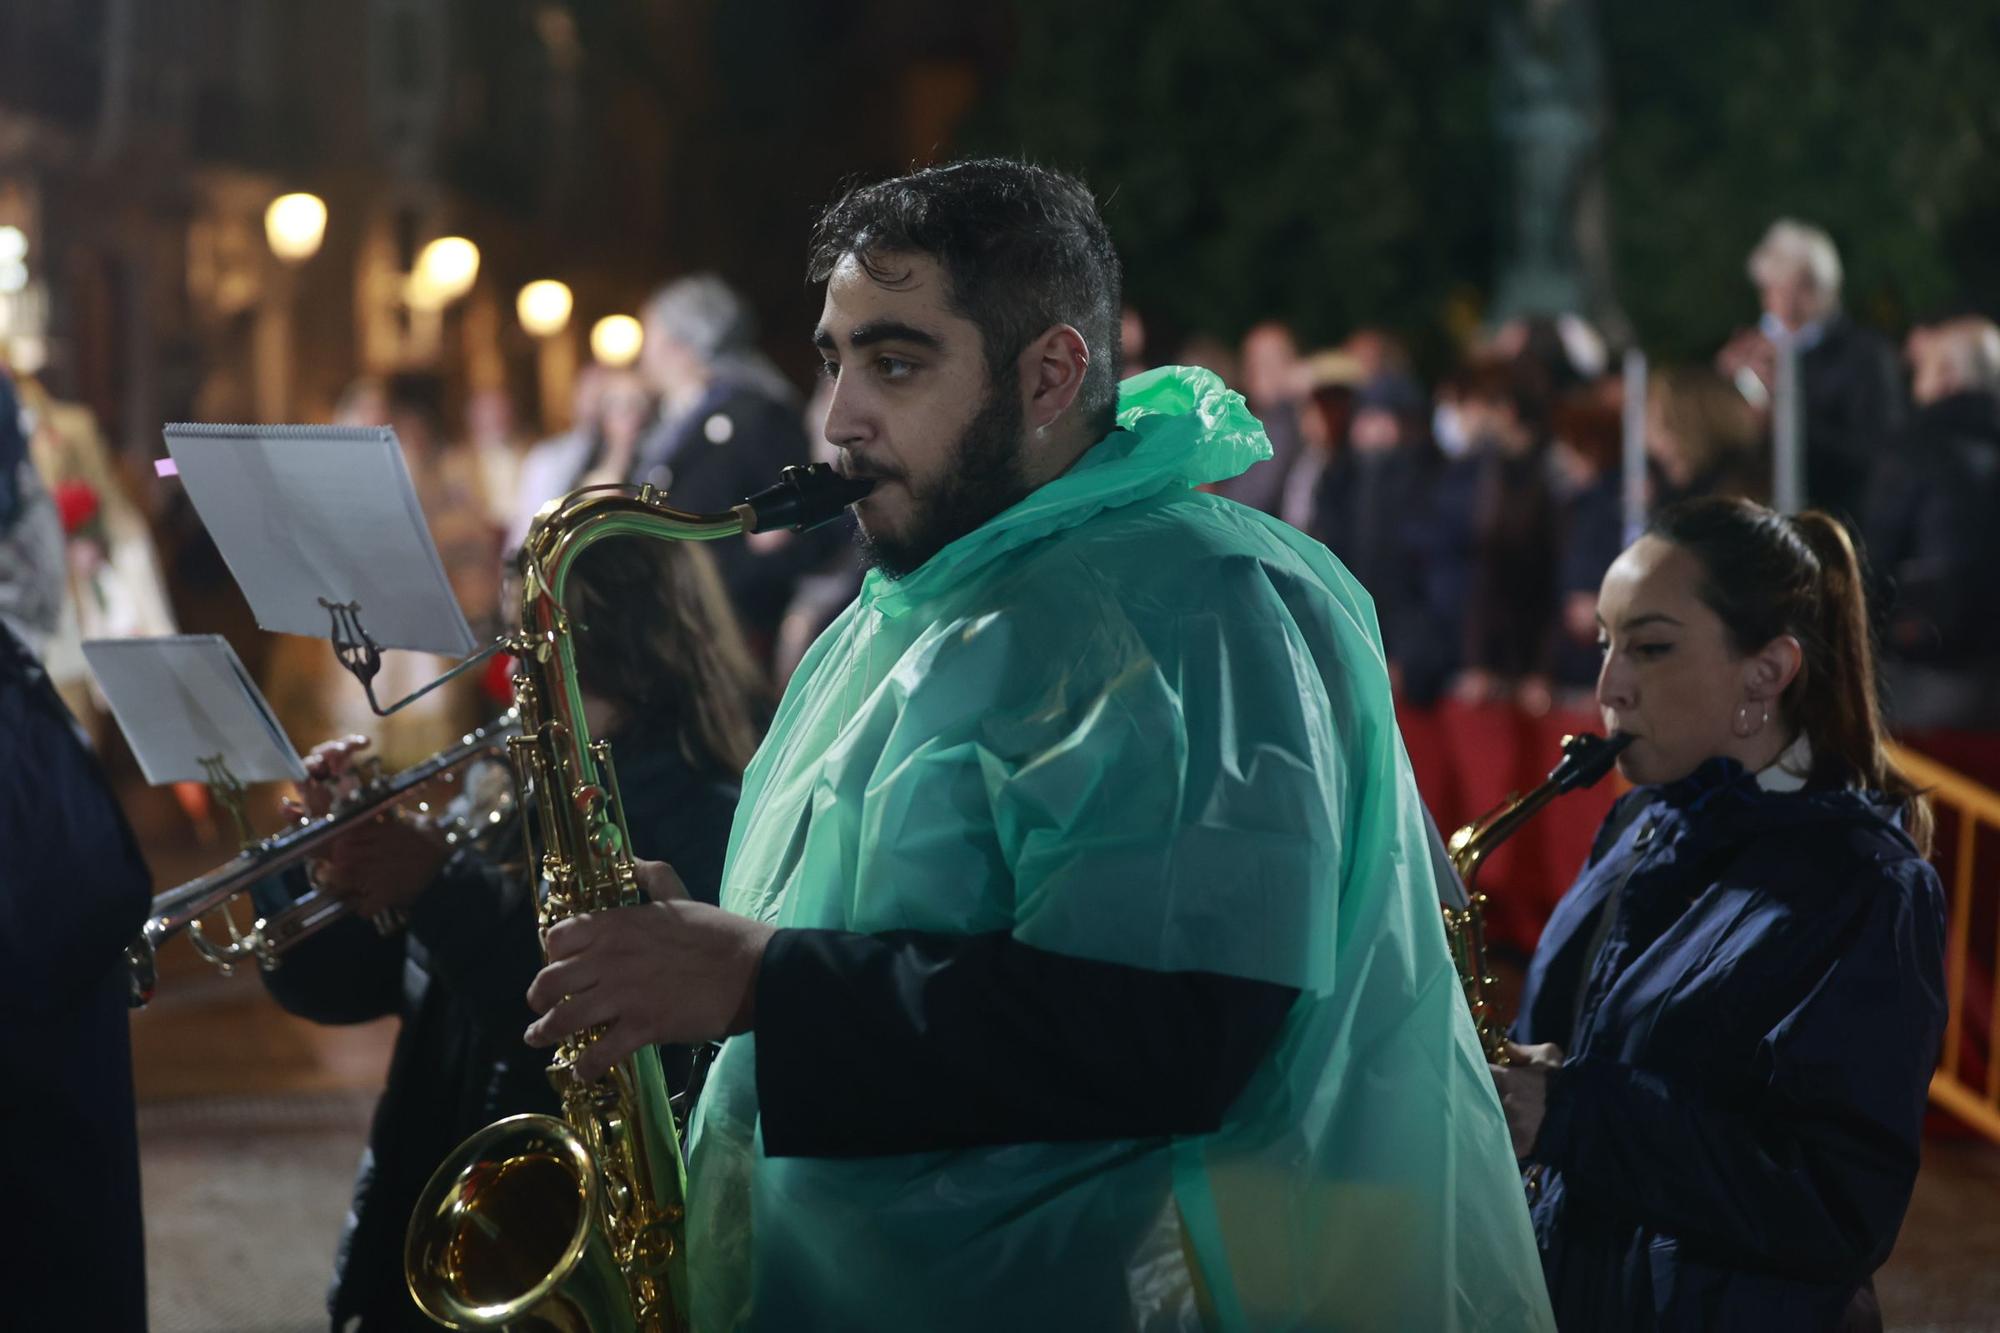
835 452 907 483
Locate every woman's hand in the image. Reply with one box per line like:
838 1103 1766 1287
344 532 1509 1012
1490 1041 1565 1158
523 858 773 1082
314 813 451 918
286 734 373 821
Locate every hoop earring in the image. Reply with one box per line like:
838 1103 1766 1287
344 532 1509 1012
1732 701 1769 739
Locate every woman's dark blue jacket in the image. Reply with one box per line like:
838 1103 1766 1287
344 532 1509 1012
1513 758 1947 1332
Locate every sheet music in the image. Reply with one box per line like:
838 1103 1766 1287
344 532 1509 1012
163 423 478 656
82 634 308 786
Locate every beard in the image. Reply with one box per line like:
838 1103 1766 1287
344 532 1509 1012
856 382 1030 579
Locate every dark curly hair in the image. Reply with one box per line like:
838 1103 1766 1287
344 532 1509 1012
808 158 1125 439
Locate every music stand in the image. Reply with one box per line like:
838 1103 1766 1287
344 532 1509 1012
162 422 493 714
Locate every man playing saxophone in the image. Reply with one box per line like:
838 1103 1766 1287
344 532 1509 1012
261 538 762 1333
525 159 1553 1332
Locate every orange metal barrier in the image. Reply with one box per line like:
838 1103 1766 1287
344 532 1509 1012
1888 742 2000 1144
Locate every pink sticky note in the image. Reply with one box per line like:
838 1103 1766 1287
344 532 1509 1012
154 458 178 478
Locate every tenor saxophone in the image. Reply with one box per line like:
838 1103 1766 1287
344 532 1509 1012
1441 730 1632 1063
403 465 870 1332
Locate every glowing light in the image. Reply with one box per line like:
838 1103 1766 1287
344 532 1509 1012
8 335 46 374
0 262 26 294
263 193 327 263
590 314 643 367
516 280 574 337
410 236 480 308
0 226 25 265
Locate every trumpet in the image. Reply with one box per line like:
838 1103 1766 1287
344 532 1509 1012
1441 730 1632 1062
125 709 521 1007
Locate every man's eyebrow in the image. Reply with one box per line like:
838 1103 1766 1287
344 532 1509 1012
812 320 945 353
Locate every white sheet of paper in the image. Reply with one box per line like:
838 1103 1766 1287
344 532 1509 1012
83 635 308 786
163 423 477 656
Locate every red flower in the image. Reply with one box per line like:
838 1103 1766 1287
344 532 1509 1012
52 479 101 535
480 649 518 707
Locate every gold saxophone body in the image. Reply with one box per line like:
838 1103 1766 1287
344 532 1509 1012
404 465 869 1332
1441 730 1632 1063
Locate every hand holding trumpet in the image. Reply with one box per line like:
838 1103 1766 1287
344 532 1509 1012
284 735 451 920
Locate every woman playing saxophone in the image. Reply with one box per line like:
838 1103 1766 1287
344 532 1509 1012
1494 498 1947 1332
258 536 763 1333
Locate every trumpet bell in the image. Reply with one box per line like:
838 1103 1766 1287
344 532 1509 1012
405 1113 632 1331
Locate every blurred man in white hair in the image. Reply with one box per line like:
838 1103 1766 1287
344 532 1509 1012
1717 217 1904 518
1861 315 2000 726
631 272 811 658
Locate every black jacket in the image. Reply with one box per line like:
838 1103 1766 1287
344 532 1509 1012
0 622 152 1330
1860 389 2000 668
1514 760 1946 1332
258 721 739 1331
633 379 812 647
1800 316 1907 520
1310 441 1448 696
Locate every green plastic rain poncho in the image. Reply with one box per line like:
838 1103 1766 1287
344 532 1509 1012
686 367 1555 1332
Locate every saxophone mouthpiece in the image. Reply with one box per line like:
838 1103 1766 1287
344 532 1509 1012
1550 730 1637 794
737 464 875 534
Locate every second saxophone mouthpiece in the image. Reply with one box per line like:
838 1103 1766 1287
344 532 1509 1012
737 464 875 534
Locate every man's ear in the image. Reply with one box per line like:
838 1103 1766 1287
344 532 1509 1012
1018 324 1090 433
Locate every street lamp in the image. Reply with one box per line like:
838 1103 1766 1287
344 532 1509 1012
590 314 643 367
516 280 573 337
264 193 327 263
411 236 480 308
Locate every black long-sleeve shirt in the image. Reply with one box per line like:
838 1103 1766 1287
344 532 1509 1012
755 928 1300 1158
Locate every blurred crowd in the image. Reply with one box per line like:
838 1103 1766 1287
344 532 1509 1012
5 214 1998 800
1157 218 2000 732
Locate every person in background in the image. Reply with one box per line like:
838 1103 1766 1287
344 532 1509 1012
631 273 812 659
1716 218 1905 520
509 362 607 550
1213 319 1307 514
507 365 656 555
759 371 861 688
1277 347 1362 533
1646 366 1766 507
1172 330 1240 390
463 385 525 534
0 368 152 1326
1309 369 1450 703
0 369 64 657
1448 356 1561 712
1861 315 2000 727
258 535 761 1332
1548 391 1626 704
1118 304 1150 376
1497 497 1946 1331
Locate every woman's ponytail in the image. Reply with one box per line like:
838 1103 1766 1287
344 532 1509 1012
1649 498 1932 853
1787 512 1930 851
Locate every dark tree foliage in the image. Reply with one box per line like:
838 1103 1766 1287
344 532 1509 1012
967 0 2000 363
961 0 1495 366
1603 0 2000 358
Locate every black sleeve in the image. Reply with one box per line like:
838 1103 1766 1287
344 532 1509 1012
753 928 1299 1158
0 654 153 1019
255 867 407 1025
404 841 546 1037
